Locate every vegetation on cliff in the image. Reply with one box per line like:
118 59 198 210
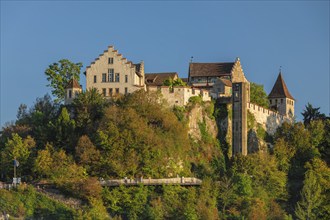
1 87 329 219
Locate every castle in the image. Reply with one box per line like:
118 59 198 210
65 45 295 156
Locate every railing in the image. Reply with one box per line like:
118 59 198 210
100 177 202 187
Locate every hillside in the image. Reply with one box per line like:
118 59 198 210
0 90 329 219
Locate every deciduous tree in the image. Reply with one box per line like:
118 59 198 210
45 59 82 102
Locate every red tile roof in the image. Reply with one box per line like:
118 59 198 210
65 79 81 89
268 73 294 100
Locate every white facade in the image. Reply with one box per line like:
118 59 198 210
85 46 145 97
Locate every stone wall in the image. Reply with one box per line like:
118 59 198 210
148 86 211 107
247 102 291 135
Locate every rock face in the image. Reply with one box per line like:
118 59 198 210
186 102 271 156
247 129 267 153
187 103 217 141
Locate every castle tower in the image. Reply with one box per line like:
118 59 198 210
268 72 295 117
232 82 249 156
64 78 82 105
231 58 250 156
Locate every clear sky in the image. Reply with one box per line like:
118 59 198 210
1 1 329 127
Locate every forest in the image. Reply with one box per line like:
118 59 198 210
0 60 329 219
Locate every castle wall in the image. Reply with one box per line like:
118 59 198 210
247 103 291 135
148 86 211 107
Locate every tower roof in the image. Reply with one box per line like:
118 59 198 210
268 73 294 100
65 78 81 89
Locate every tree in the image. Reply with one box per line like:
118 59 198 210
51 107 76 151
1 134 35 179
250 82 269 108
301 103 326 126
45 59 83 102
75 135 101 175
163 78 187 89
72 88 106 134
295 170 322 220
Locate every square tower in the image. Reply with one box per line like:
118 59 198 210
232 82 249 156
268 73 295 117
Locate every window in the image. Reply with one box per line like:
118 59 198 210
115 73 120 82
281 99 283 104
108 69 114 82
108 57 114 64
115 88 119 94
94 75 97 83
68 90 72 98
109 88 113 96
102 73 106 82
102 88 106 96
270 100 272 104
125 75 128 83
275 99 278 104
125 87 128 94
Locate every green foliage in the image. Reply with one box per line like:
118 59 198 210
103 185 148 220
301 102 327 126
45 59 83 102
163 78 187 88
301 158 330 219
172 105 187 122
72 88 107 134
0 185 76 219
250 82 269 108
95 90 192 178
295 170 322 219
34 143 86 186
188 95 203 105
247 111 256 130
198 121 213 144
4 81 330 220
0 134 35 180
75 135 101 175
49 107 76 151
205 101 215 119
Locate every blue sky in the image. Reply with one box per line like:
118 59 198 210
1 1 329 127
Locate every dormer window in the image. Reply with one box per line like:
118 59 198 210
108 57 114 64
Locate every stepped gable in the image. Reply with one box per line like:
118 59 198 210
189 62 234 77
145 72 178 86
65 78 81 89
268 73 294 100
85 45 135 71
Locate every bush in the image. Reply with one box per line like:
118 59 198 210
188 96 203 105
